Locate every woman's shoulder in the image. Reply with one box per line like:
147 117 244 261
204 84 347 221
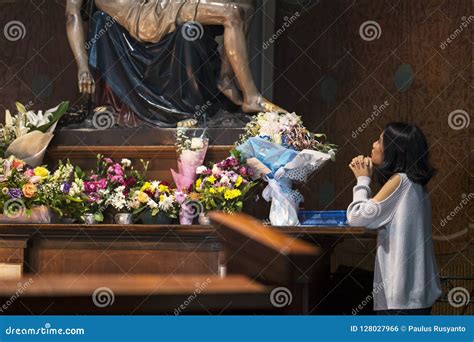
373 174 403 203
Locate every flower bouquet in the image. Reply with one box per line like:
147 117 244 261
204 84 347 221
0 101 69 166
236 112 337 226
193 155 257 217
130 181 180 224
0 156 53 223
170 128 209 224
82 155 148 223
41 159 88 222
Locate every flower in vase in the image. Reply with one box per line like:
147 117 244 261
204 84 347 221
60 181 71 194
190 137 204 150
137 191 150 204
235 175 243 187
158 194 174 212
158 183 169 193
84 181 96 193
196 166 207 175
121 158 131 167
8 188 22 199
224 189 241 200
22 183 37 198
34 166 49 179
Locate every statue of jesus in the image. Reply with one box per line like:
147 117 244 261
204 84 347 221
66 0 284 127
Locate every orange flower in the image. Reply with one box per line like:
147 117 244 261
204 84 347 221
12 159 25 170
22 183 37 198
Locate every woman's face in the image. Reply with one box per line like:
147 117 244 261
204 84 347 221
371 132 384 165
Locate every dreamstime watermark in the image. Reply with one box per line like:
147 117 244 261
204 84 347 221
440 16 474 50
447 109 470 130
193 100 212 121
85 16 118 50
3 20 26 42
181 22 204 41
92 287 115 308
262 12 300 50
352 100 390 139
3 198 26 218
5 323 85 336
359 21 381 41
0 278 34 313
181 199 205 221
270 287 293 308
352 281 385 315
440 193 473 227
92 107 116 130
447 287 470 308
174 278 212 315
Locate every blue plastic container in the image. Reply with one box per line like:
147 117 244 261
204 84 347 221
298 210 348 226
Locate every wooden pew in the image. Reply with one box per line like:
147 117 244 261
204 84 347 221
0 274 274 315
0 213 321 315
209 212 322 314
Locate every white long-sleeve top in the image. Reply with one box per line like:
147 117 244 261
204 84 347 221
347 174 442 310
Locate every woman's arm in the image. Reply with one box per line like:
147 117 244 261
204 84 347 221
347 174 402 229
66 0 95 95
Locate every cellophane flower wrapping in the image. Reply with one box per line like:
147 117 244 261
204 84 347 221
171 128 209 224
237 137 333 226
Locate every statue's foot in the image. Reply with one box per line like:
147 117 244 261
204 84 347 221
242 95 288 113
177 118 198 128
218 77 243 106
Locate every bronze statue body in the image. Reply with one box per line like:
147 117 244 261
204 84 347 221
66 0 284 127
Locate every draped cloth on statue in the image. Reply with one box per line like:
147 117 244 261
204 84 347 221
88 11 227 127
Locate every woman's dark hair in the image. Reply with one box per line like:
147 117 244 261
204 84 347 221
374 122 436 186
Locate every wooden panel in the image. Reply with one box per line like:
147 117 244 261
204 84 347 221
0 274 274 315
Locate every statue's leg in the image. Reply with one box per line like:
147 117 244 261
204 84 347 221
218 1 255 106
179 1 286 113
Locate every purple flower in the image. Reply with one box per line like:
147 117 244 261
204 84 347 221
61 182 71 194
96 178 107 190
103 158 113 164
239 166 247 176
88 194 100 203
110 175 124 184
8 188 22 199
84 181 96 193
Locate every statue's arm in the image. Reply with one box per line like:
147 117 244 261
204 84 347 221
66 0 88 71
66 0 95 94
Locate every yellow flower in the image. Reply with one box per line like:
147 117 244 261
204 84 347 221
209 188 216 194
207 175 216 184
217 187 226 193
159 194 165 202
224 189 241 200
158 184 169 193
140 182 151 192
34 166 49 178
235 176 243 187
137 191 149 203
196 178 202 188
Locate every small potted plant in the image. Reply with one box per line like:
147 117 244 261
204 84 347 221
131 181 179 225
193 155 257 224
0 156 53 223
42 160 88 223
82 155 149 224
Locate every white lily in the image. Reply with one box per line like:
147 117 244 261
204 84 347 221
12 113 29 138
26 109 53 128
